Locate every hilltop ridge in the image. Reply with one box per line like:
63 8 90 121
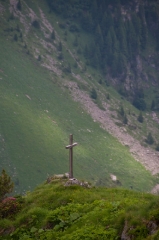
1 179 159 239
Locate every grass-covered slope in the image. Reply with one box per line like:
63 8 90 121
0 0 158 193
1 180 159 239
0 36 156 193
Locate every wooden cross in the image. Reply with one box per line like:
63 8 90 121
65 134 77 178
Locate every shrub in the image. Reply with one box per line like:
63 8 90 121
0 197 21 218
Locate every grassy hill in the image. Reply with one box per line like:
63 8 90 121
0 0 159 193
1 36 157 193
1 179 159 239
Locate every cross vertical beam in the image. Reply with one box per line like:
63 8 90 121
69 134 73 178
65 134 77 179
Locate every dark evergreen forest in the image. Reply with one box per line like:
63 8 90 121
46 0 159 110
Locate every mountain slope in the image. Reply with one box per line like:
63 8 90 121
0 0 159 193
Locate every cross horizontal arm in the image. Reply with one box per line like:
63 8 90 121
65 142 78 149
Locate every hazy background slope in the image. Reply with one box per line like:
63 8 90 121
0 0 159 193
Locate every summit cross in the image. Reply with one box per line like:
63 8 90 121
65 134 77 178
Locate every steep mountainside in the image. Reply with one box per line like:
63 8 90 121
1 0 159 193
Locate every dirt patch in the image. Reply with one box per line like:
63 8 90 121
39 8 53 33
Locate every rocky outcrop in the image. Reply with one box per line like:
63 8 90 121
64 178 91 188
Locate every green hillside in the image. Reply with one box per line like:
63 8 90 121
1 179 159 239
1 36 156 193
1 0 159 194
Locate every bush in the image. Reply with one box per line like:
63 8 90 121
0 197 21 218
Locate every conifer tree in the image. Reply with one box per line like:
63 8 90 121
105 29 113 66
123 114 128 124
151 100 155 110
50 30 55 40
84 44 89 59
156 144 159 151
116 19 128 58
111 52 119 77
101 12 108 37
14 34 18 41
127 21 138 59
57 41 62 51
95 25 104 47
146 132 154 145
119 105 125 116
91 0 98 22
139 5 147 51
73 36 78 47
105 9 114 32
0 169 14 201
17 0 22 11
137 111 144 123
140 22 147 51
132 14 141 36
90 88 97 99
